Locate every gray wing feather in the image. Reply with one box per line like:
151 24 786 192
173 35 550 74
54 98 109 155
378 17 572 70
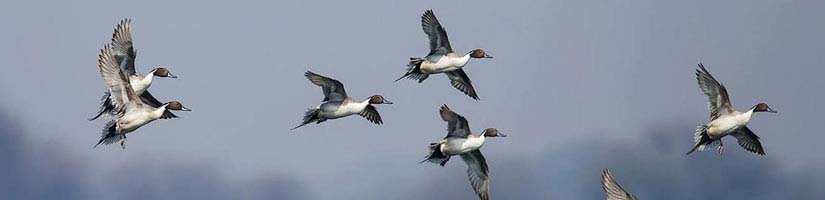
602 169 637 200
422 10 453 57
696 63 734 119
97 45 142 115
439 105 471 138
460 150 489 200
305 71 347 102
358 105 383 125
111 19 137 76
445 69 479 100
731 126 766 155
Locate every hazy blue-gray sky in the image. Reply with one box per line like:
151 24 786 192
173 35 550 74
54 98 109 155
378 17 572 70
1 0 824 199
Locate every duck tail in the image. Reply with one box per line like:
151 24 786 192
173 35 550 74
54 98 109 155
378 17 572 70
420 142 450 166
687 124 717 155
291 108 319 130
94 120 121 148
89 92 115 121
394 58 428 83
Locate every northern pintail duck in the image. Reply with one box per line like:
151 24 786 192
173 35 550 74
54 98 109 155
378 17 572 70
291 71 393 130
422 105 506 200
686 63 776 155
89 19 178 121
602 169 637 200
395 10 492 100
93 45 190 149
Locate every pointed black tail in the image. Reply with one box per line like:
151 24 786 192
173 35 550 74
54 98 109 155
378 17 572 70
89 92 114 121
291 109 320 130
686 125 712 155
421 142 450 166
395 58 428 82
94 120 119 148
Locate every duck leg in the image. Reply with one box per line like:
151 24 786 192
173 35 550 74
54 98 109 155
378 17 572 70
120 135 127 149
716 141 724 156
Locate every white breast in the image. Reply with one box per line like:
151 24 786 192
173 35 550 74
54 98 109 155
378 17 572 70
707 112 751 137
420 56 467 74
441 137 485 155
320 102 367 119
129 75 153 94
118 111 159 133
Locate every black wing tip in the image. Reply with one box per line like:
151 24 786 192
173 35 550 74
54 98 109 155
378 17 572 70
751 147 766 156
440 104 451 111
468 94 480 100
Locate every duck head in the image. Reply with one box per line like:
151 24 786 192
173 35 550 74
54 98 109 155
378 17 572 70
753 103 777 113
468 49 493 59
164 101 192 111
482 128 506 137
368 95 393 104
152 67 178 78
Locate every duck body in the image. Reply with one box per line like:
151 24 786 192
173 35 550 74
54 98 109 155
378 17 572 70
116 106 166 133
706 110 753 139
317 99 370 120
419 53 471 74
441 135 485 156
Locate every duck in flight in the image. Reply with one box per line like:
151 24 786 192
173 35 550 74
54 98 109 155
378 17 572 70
395 10 493 100
422 105 506 200
90 19 178 121
687 63 776 156
93 45 190 149
292 71 393 130
602 169 637 200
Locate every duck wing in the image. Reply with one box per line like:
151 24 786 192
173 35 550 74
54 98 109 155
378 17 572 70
97 45 142 115
305 71 347 102
695 63 734 120
602 169 638 200
732 126 766 155
111 19 137 76
439 105 471 138
421 10 453 61
460 150 490 200
445 69 479 100
358 105 383 125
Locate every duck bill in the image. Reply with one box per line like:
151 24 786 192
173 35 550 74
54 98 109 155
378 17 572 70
767 108 777 113
383 100 394 104
498 132 507 137
181 106 192 111
484 55 493 58
167 73 178 79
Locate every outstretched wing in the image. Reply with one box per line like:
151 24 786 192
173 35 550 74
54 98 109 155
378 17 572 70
421 10 453 58
139 90 178 119
460 150 490 200
445 69 479 100
732 126 766 155
305 71 347 102
358 105 383 125
439 105 471 138
602 169 637 200
97 45 142 115
111 19 137 76
696 63 734 119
